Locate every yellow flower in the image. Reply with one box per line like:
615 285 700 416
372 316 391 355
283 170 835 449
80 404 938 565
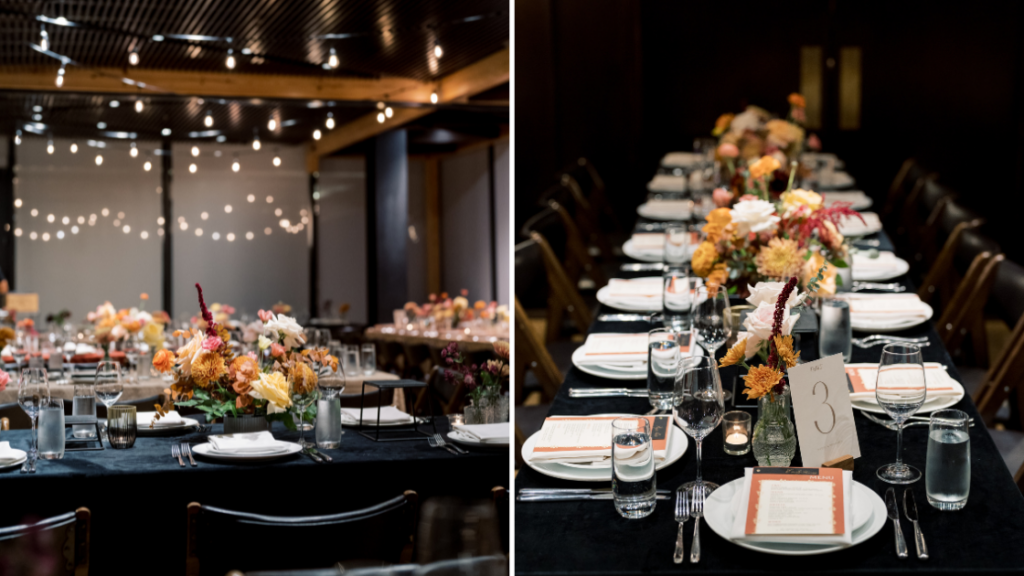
706 264 728 294
742 365 784 401
257 335 271 350
756 237 806 279
142 321 165 350
289 362 319 396
712 113 734 136
780 188 823 216
191 351 227 389
250 372 292 410
691 242 719 277
766 119 805 147
719 339 748 368
773 335 800 369
748 155 782 179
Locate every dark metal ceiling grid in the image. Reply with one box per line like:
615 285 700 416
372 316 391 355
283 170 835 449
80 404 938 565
0 0 508 81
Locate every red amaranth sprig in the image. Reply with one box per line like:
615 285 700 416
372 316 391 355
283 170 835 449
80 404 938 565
195 283 217 337
767 277 798 395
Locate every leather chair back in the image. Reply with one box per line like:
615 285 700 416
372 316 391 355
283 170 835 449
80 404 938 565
0 508 90 575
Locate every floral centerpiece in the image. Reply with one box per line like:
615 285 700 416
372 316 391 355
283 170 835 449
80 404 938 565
403 289 502 329
153 284 337 431
440 340 510 423
86 295 160 357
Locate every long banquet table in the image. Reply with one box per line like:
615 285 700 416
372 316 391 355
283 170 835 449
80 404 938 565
1 418 506 574
515 213 1024 573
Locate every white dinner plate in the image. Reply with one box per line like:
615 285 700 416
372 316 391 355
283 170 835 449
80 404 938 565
823 191 872 211
704 477 886 556
838 212 883 237
341 415 424 428
0 450 28 472
637 202 693 221
850 302 933 333
596 277 705 312
851 255 910 281
521 415 689 482
622 239 699 263
815 171 856 190
446 429 509 448
571 341 705 381
852 379 965 415
192 440 303 462
136 417 201 435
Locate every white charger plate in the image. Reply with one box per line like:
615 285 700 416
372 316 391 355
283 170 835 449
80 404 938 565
192 440 302 462
704 477 886 556
850 302 933 333
851 256 910 281
622 239 699 264
446 429 509 448
596 277 705 312
637 202 693 221
0 449 28 472
521 415 688 482
571 341 705 381
136 417 201 436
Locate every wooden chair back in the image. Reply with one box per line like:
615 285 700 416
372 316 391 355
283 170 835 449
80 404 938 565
530 232 591 342
911 194 955 268
562 157 624 243
186 492 418 576
881 158 918 221
513 297 563 404
541 177 614 261
935 252 995 347
0 402 30 430
0 508 90 575
894 172 937 253
918 220 983 308
976 311 1024 426
548 199 608 287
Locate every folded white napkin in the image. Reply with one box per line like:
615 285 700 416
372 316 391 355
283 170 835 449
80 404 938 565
852 252 907 281
136 410 184 428
647 174 687 192
630 233 665 253
838 212 881 236
847 363 961 401
839 294 930 322
528 415 674 465
730 468 853 546
576 333 649 366
341 406 414 425
0 441 23 463
641 200 692 217
661 152 702 167
454 423 510 444
823 190 869 207
207 431 283 454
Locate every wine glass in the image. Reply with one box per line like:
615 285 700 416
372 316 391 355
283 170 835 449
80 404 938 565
12 334 28 372
122 337 144 384
95 361 123 439
18 367 50 474
676 356 725 500
875 343 927 484
291 375 321 448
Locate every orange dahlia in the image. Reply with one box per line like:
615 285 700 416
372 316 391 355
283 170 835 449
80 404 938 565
719 338 748 368
191 352 227 389
756 237 806 279
742 365 784 401
691 242 719 277
773 335 800 369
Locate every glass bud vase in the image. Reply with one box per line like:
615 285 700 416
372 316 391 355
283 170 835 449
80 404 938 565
464 397 497 424
752 388 797 467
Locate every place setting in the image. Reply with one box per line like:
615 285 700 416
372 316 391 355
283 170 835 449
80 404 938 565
622 228 700 263
834 293 934 333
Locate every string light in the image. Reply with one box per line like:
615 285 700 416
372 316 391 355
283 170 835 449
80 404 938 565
328 47 339 69
266 195 274 203
232 154 240 172
376 112 385 123
224 205 232 213
72 226 79 234
70 141 77 153
431 91 439 104
434 43 443 58
140 231 148 239
264 227 272 235
226 49 236 69
55 65 65 87
56 231 64 239
39 25 49 51
30 209 37 217
377 101 385 110
14 131 21 146
122 225 131 234
61 216 69 225
313 129 321 140
42 233 50 242
195 228 203 237
77 216 84 224
212 232 220 240
180 222 188 231
47 214 55 223
325 112 335 129
130 142 138 158
200 211 209 220
385 106 393 118
189 163 197 173
95 154 103 166
101 208 109 216
143 160 152 171
191 145 200 157
268 118 277 131
46 140 54 154
135 100 144 113
246 231 254 240
273 155 281 167
109 100 120 108
227 233 235 242
14 199 21 208
30 232 37 240
247 194 255 202
274 208 283 217
252 130 261 150
14 228 21 237
161 128 171 136
204 111 214 128
128 50 139 66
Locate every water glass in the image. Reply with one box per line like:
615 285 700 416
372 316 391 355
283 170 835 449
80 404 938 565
361 343 377 376
315 398 343 449
875 344 927 484
611 417 656 519
926 409 971 510
107 405 137 449
722 411 751 456
836 262 853 293
662 269 693 332
343 345 361 378
647 328 681 411
664 226 691 266
38 398 65 460
819 299 852 362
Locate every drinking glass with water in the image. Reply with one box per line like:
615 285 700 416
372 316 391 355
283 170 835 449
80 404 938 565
343 345 361 378
926 409 970 510
38 398 65 460
663 226 691 267
361 343 376 376
611 417 656 519
662 269 693 332
819 299 852 362
647 328 681 411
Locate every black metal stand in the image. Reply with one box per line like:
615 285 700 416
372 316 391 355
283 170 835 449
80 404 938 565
355 379 437 442
64 415 104 451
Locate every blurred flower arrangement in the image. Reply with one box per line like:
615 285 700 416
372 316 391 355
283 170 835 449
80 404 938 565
192 302 236 331
402 289 504 328
153 284 336 428
45 309 72 327
86 293 168 352
440 340 510 406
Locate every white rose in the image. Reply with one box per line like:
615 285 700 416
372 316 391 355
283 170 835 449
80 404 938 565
730 200 780 236
736 331 763 360
746 282 805 309
264 314 305 349
742 302 800 340
729 109 764 136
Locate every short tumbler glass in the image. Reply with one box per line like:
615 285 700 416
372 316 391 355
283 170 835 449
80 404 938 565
819 299 852 362
611 417 656 519
107 405 137 449
926 409 971 510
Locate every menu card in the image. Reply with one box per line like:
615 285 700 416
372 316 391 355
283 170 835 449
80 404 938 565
846 362 957 397
789 354 861 468
744 467 845 535
529 416 672 464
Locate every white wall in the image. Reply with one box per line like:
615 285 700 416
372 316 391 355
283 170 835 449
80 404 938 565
317 156 368 324
493 140 510 305
14 136 163 320
170 142 309 322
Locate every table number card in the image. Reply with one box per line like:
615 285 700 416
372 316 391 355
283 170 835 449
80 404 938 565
788 354 861 468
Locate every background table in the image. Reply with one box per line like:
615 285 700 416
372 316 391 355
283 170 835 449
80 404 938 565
515 231 1024 575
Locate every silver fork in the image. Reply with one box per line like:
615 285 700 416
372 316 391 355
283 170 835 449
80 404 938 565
428 435 459 455
171 444 185 467
690 490 704 563
673 489 690 564
434 433 467 455
181 443 197 467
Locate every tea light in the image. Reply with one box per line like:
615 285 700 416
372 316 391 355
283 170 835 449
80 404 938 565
447 413 465 427
722 411 752 456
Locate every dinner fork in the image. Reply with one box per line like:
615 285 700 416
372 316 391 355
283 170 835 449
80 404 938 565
180 443 196 467
673 489 690 564
434 433 468 455
690 490 704 563
428 435 460 455
171 444 185 467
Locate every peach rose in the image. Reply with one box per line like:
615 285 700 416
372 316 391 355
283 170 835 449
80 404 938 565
152 349 176 373
717 143 739 158
270 343 287 358
712 187 733 207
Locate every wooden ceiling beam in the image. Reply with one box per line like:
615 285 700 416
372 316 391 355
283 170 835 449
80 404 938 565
306 48 509 169
0 66 432 102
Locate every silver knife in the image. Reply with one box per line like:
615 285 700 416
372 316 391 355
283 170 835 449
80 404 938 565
598 313 658 322
619 263 665 272
886 488 908 559
519 488 670 495
903 490 928 559
570 388 649 398
517 493 670 502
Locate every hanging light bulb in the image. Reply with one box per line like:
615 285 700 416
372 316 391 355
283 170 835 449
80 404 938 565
325 112 335 130
377 101 385 110
55 65 65 87
328 47 339 69
226 49 236 69
189 163 197 174
204 111 213 128
268 118 277 131
95 154 103 166
376 112 385 124
190 145 199 157
430 91 439 104
46 140 54 155
232 154 240 172
273 149 281 167
128 50 139 66
385 106 393 118
135 99 144 113
143 160 152 171
313 129 321 140
70 141 78 153
434 43 443 58
130 142 138 158
252 130 261 150
39 25 49 51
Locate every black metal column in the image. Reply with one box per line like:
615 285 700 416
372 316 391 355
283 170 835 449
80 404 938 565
309 171 320 320
161 140 173 317
488 144 498 302
365 130 409 324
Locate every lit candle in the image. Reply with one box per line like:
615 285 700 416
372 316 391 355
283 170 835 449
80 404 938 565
726 432 748 445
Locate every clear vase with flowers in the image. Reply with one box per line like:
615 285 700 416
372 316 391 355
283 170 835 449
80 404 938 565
440 340 510 424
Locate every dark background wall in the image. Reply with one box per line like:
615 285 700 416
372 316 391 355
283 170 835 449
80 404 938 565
515 0 1024 260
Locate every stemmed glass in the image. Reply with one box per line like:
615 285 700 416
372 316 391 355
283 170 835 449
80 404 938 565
122 337 144 384
693 285 732 402
18 367 50 474
676 356 725 500
291 376 321 448
12 334 29 372
875 343 927 484
95 361 123 439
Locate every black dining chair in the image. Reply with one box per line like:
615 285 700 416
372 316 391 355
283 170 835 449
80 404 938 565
186 491 418 576
236 556 507 576
0 508 91 575
0 401 31 430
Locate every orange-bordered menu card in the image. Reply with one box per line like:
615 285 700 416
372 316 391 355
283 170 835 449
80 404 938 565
532 415 671 455
743 467 845 536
